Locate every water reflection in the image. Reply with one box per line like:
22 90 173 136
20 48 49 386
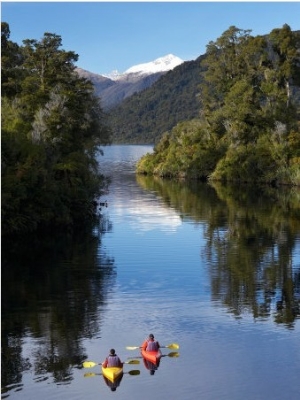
114 195 182 232
102 372 123 391
84 367 140 392
1 222 115 395
99 146 182 232
2 145 299 400
137 175 300 328
142 358 160 375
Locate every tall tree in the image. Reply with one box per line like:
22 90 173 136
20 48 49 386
1 26 111 235
200 26 268 145
1 22 24 97
263 24 300 130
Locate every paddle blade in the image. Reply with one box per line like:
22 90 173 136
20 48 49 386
126 346 140 350
84 372 96 378
168 352 180 357
165 343 179 350
128 370 140 376
83 361 99 368
125 359 140 365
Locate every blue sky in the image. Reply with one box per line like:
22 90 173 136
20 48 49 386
1 1 300 75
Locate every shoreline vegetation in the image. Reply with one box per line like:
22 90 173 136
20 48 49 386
136 25 300 187
1 23 300 237
1 22 111 236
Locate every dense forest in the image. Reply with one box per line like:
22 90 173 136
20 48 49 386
1 23 111 236
136 25 300 186
108 56 205 144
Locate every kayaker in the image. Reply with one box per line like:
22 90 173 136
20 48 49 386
102 348 123 368
141 334 161 351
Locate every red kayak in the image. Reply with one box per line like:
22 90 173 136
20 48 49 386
141 349 162 364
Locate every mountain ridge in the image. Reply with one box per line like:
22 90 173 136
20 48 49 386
104 53 184 80
76 54 184 109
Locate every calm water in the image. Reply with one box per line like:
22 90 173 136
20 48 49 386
2 145 300 400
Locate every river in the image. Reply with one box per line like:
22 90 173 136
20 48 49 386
2 145 300 400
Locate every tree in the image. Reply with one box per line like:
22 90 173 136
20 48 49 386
1 25 111 235
200 26 268 145
263 24 300 130
1 22 24 97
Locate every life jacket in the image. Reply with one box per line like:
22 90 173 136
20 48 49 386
146 339 159 351
107 355 121 367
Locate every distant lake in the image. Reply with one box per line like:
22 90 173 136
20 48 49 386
2 144 300 400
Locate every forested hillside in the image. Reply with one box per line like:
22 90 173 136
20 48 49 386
108 56 205 144
136 25 300 186
1 23 111 236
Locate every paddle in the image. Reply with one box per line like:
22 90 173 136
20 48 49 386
83 359 140 368
164 351 179 358
126 343 179 350
84 370 140 378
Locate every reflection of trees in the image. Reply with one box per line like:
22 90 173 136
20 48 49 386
136 174 219 224
207 183 300 328
137 175 300 328
1 216 115 393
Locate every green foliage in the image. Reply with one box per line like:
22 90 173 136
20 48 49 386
108 57 205 144
1 22 24 97
137 119 227 178
137 25 300 185
1 24 111 236
210 141 276 183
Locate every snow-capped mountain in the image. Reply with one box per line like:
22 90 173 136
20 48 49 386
76 54 185 109
104 54 184 80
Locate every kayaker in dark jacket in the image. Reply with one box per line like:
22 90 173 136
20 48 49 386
141 334 160 351
102 348 123 368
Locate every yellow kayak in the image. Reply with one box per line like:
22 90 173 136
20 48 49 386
101 366 123 382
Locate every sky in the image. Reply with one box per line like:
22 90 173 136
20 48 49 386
1 1 300 75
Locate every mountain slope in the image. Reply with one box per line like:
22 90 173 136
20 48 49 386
101 71 166 109
108 55 206 144
76 54 184 110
